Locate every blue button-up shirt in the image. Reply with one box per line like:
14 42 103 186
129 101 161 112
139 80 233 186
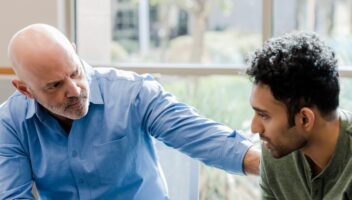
0 63 252 199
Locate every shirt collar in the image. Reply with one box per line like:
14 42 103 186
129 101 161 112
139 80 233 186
25 59 104 120
82 60 104 105
25 98 36 119
25 98 50 121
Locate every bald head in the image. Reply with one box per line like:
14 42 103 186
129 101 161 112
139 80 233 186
8 24 76 82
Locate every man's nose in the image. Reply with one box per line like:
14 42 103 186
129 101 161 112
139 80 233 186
66 79 81 97
251 116 263 135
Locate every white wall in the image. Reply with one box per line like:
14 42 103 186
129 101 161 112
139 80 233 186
76 0 111 64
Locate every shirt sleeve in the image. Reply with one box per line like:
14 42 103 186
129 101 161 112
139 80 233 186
0 117 34 199
135 76 253 174
260 147 277 200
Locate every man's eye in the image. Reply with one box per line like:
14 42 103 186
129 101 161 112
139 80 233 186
71 70 80 78
48 82 62 90
258 113 269 120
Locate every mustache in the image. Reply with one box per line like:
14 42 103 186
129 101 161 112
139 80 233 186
64 91 88 108
259 133 271 143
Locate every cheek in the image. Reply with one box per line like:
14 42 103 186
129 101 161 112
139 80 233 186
40 92 65 105
264 122 287 141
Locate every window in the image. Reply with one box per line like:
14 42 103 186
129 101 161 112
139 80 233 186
273 0 352 65
109 0 262 64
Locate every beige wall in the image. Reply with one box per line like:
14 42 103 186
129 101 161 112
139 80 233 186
0 0 73 67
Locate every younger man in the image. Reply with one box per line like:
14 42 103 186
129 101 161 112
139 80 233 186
247 32 352 199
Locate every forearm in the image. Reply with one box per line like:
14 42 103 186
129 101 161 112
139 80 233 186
243 146 260 175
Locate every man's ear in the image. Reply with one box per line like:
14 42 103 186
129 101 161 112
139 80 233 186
12 79 34 99
295 107 315 131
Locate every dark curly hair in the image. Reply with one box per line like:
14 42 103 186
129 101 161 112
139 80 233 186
246 32 339 126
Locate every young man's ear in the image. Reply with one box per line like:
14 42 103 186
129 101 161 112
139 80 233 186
296 107 315 131
12 79 34 99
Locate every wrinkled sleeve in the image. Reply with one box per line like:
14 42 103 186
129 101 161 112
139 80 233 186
260 147 277 200
135 76 252 174
0 119 34 199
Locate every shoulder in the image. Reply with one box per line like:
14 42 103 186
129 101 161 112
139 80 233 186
339 109 352 137
91 67 160 88
89 67 163 102
0 92 30 121
92 67 143 81
0 92 31 134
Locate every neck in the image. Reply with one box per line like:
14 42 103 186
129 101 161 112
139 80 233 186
300 111 340 176
58 117 73 133
51 113 73 133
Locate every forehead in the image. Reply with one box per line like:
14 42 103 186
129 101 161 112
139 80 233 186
250 83 287 113
24 53 80 87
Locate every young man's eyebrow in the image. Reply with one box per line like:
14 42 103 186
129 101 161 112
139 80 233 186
252 106 269 114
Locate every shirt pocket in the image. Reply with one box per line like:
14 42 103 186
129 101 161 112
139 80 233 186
93 135 132 184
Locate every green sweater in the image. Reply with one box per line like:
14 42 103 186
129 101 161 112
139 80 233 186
260 110 352 200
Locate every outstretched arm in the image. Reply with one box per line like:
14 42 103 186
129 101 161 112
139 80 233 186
136 76 255 174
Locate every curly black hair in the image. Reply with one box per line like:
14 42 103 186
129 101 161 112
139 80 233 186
246 32 339 126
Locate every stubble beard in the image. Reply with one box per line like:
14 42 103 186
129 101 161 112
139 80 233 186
36 89 89 120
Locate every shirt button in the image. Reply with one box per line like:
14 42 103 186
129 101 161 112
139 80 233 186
72 151 77 158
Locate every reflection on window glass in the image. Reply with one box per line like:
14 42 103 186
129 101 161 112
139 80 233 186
160 75 260 200
111 0 262 64
273 0 352 65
